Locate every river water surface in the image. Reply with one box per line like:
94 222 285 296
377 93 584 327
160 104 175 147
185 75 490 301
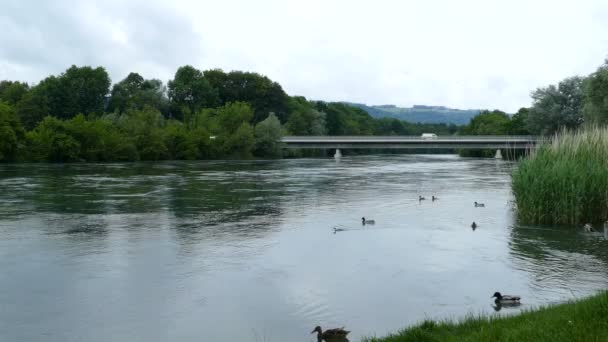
1 155 607 341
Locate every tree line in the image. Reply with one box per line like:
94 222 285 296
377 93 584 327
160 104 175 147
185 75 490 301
0 65 457 162
458 58 608 137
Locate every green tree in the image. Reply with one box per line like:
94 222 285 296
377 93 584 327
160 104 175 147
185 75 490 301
117 107 168 160
286 97 327 135
506 108 530 135
163 120 199 160
461 110 510 135
223 122 254 158
58 65 111 119
204 69 290 123
254 113 283 157
317 102 374 135
0 102 25 162
583 60 608 124
168 66 219 120
527 76 586 135
27 116 81 162
0 81 29 105
108 73 169 115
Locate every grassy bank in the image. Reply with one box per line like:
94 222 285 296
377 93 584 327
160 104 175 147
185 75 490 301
365 291 608 342
512 126 608 225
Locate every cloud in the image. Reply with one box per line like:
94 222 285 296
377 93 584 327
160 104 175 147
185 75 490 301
1 0 608 112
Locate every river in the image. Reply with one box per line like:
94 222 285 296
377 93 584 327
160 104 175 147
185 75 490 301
1 155 607 341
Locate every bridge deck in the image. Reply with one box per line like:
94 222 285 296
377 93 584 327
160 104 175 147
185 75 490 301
281 136 541 149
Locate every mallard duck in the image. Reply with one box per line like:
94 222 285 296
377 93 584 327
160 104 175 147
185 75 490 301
584 223 594 232
311 326 350 342
471 221 477 230
474 201 485 207
432 195 438 201
362 217 375 225
492 292 521 304
419 195 425 201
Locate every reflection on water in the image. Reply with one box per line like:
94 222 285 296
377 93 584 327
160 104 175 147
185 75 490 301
0 155 607 342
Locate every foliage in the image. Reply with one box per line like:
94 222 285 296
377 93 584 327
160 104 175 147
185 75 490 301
254 113 283 158
168 65 219 120
108 73 169 115
583 60 608 124
365 291 608 342
506 108 530 135
512 126 608 224
0 102 26 162
460 110 510 135
458 108 527 158
527 76 586 135
0 81 29 105
204 69 290 123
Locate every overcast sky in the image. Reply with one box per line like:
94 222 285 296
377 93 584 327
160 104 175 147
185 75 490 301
1 0 608 112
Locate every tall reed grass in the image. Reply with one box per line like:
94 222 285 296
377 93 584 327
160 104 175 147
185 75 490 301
512 126 608 225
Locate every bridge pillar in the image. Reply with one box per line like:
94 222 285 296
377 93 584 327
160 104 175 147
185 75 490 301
334 148 342 159
494 149 503 159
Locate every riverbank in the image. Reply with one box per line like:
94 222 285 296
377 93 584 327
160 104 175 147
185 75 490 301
512 126 608 225
365 291 608 342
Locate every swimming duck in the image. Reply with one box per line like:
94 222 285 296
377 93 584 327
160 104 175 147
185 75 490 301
584 223 594 232
492 292 521 304
311 326 350 342
474 201 485 207
432 195 438 201
419 195 425 201
471 221 477 229
362 217 375 225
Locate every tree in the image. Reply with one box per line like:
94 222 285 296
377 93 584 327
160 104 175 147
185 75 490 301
506 108 530 135
0 102 25 162
27 116 81 162
317 102 374 135
0 81 29 105
108 73 169 115
58 65 111 119
527 76 586 135
583 61 608 124
204 69 290 123
117 107 168 160
254 113 283 157
461 110 510 135
223 122 254 158
168 66 219 120
163 120 199 160
15 76 62 129
286 97 327 135
208 102 256 158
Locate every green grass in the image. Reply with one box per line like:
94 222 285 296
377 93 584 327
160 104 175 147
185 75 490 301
511 126 608 225
364 291 608 342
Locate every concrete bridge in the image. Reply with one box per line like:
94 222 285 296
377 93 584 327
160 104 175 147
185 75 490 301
281 135 542 158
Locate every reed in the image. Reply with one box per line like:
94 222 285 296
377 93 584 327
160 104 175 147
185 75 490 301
511 126 608 225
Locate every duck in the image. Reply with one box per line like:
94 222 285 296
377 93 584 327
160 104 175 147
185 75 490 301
474 201 485 207
419 195 426 201
333 227 345 233
362 217 375 225
311 326 350 342
471 221 477 230
584 223 594 232
492 291 521 305
432 195 438 201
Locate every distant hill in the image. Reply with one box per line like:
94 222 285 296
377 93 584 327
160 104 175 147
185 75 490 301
344 103 481 125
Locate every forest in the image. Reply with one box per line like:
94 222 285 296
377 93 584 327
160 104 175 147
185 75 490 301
0 66 457 162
